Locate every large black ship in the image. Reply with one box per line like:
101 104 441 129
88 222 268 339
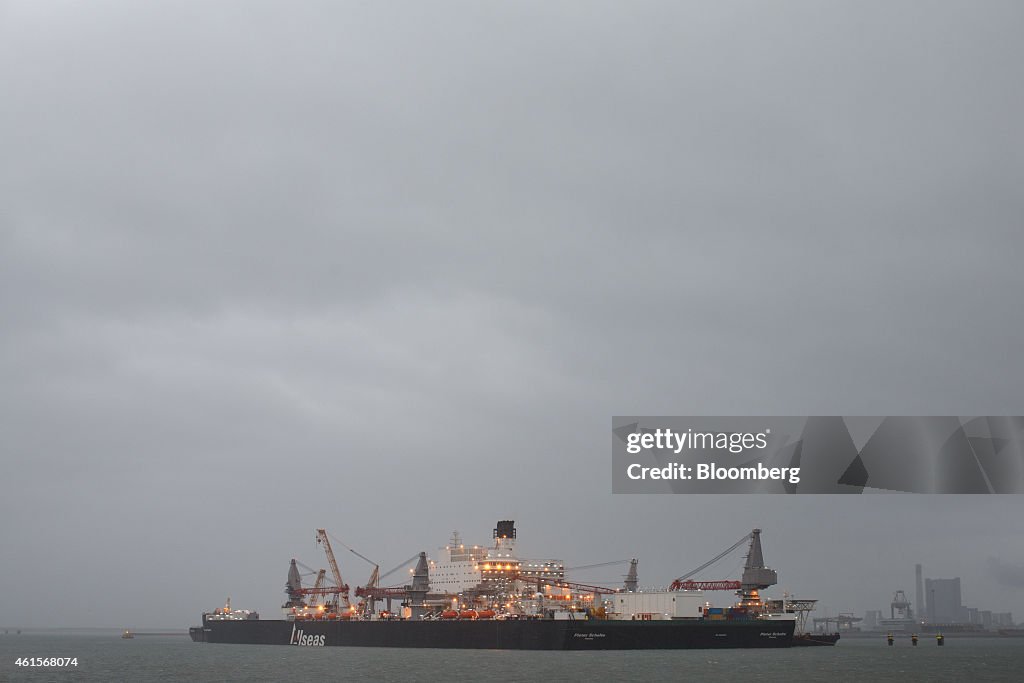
189 522 797 650
190 616 794 650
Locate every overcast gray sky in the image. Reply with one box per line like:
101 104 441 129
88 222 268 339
2 0 1023 628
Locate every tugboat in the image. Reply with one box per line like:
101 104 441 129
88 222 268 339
764 597 840 646
792 632 840 646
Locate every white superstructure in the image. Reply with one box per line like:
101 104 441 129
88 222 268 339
427 524 565 595
429 532 489 593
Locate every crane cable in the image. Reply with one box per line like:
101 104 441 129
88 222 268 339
566 559 631 571
673 531 752 583
321 531 420 588
294 559 320 577
380 554 421 585
327 531 378 568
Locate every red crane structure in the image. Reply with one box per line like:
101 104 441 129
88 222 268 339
293 529 351 609
668 528 777 603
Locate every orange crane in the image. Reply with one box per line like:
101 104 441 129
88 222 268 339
313 528 351 609
356 565 380 616
354 553 423 615
668 530 754 591
355 553 420 600
306 569 327 606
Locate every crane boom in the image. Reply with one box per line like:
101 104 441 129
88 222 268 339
670 579 742 591
357 565 381 617
316 529 344 588
316 528 351 608
511 574 620 595
307 569 326 606
668 529 777 597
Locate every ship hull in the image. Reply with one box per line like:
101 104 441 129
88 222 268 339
190 618 794 650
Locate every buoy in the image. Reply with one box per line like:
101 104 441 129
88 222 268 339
936 634 945 646
911 633 918 646
887 632 894 646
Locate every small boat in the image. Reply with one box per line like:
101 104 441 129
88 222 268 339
122 629 134 639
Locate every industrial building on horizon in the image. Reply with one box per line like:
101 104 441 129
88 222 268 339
860 563 1014 633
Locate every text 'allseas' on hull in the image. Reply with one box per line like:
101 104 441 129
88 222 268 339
189 618 795 650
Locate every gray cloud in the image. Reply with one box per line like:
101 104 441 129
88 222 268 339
988 557 1024 590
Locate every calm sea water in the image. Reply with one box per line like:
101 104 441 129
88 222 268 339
0 633 1020 682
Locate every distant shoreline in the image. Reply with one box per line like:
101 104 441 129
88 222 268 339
821 631 1011 639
